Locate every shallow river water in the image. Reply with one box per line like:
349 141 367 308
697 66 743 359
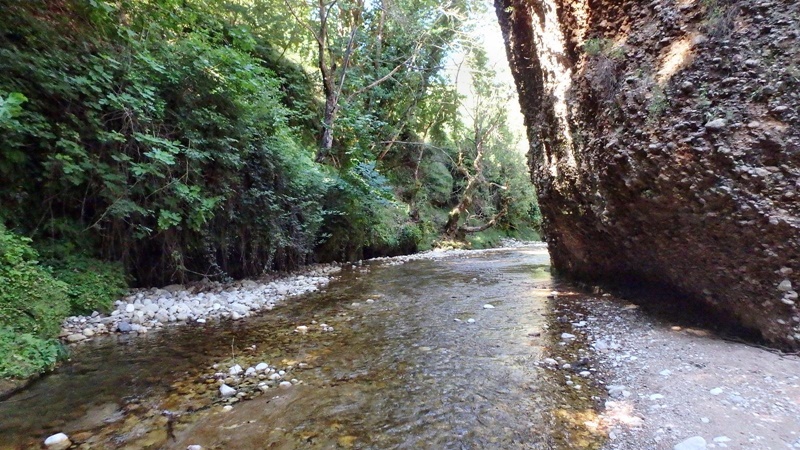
0 247 604 449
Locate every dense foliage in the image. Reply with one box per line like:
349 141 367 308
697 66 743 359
0 225 67 378
0 0 540 377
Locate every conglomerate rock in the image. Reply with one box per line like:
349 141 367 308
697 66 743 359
495 0 800 347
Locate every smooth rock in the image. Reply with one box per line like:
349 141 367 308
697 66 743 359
66 334 86 343
482 304 495 309
229 364 243 376
125 304 135 313
44 433 71 450
219 384 236 397
117 321 132 333
561 333 576 340
674 436 707 450
255 362 269 372
709 387 723 395
778 279 793 291
279 381 292 388
704 118 726 130
466 318 476 324
187 446 203 450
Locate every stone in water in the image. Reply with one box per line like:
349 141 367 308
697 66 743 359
44 433 71 450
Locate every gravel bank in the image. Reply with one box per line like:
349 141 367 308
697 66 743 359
60 240 545 343
551 291 800 450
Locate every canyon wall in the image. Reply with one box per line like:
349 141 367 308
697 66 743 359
495 0 800 347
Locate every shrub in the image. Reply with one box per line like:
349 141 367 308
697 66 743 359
48 255 127 315
0 328 62 379
0 225 70 338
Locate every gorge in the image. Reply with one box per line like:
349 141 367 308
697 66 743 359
495 0 800 348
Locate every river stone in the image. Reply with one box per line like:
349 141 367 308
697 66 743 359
561 333 576 340
117 321 132 333
229 364 243 376
66 333 86 343
482 304 495 309
704 118 726 131
255 362 269 372
279 381 292 388
674 436 707 450
778 279 793 291
219 384 236 397
44 433 71 450
187 445 203 450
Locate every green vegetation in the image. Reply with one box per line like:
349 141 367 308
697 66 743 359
647 85 669 122
0 0 541 378
583 38 625 60
0 225 68 378
701 0 739 38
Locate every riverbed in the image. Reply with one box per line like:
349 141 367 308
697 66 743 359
1 246 607 449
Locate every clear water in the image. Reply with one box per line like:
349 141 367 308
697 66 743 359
0 247 603 449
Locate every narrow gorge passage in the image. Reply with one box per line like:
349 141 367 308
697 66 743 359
1 247 603 449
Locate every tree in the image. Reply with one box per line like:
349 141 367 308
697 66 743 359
283 0 468 166
443 47 520 239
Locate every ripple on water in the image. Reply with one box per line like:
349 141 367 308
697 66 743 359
0 247 605 449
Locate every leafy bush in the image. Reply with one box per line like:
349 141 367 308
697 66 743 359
0 225 70 337
0 0 329 285
47 255 127 315
0 328 62 379
317 163 419 261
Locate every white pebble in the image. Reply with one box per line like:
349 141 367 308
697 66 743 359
219 384 236 397
44 433 71 450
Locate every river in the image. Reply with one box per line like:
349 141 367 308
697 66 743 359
0 246 604 449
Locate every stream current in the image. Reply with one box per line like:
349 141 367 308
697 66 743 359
1 246 602 449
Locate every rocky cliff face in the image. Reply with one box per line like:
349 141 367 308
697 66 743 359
495 0 800 347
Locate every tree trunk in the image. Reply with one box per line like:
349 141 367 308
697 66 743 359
318 97 337 162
